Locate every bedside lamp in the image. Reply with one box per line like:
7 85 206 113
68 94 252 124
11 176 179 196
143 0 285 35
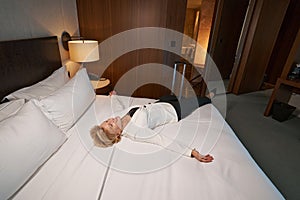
61 32 109 92
61 31 99 63
68 40 109 92
61 31 99 77
68 40 99 63
67 40 99 78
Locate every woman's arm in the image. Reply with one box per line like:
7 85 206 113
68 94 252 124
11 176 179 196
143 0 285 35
123 122 213 162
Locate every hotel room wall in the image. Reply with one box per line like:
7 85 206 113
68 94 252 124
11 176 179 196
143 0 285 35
76 0 187 98
0 0 79 66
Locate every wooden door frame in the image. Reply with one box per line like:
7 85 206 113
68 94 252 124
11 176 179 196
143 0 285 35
200 0 223 96
206 0 223 59
203 0 251 95
228 0 290 94
227 0 256 93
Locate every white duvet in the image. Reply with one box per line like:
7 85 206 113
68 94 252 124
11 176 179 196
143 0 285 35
13 95 284 200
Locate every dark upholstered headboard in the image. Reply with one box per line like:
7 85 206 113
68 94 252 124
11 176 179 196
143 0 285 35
0 36 62 101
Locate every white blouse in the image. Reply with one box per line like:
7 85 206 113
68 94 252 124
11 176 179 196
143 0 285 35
122 102 193 157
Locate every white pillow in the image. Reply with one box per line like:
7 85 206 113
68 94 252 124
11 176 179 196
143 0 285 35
0 100 66 200
34 68 95 132
0 99 25 121
5 66 69 101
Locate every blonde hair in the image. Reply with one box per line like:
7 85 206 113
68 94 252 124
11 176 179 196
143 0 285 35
90 125 121 148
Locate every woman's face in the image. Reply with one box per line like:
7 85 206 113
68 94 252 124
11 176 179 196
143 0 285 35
99 117 122 139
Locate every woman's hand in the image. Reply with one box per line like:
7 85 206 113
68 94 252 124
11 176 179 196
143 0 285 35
109 90 117 96
191 149 214 163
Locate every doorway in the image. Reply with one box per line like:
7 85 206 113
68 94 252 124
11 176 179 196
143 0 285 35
182 0 216 96
182 0 216 67
183 0 250 93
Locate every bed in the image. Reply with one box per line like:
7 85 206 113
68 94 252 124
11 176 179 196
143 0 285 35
0 36 284 200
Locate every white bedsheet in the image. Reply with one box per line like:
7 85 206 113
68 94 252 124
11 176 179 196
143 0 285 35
13 95 284 200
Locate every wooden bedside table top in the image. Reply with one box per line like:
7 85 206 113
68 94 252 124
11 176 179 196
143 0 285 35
90 79 110 90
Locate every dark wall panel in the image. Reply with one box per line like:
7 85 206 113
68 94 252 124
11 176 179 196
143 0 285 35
76 0 187 98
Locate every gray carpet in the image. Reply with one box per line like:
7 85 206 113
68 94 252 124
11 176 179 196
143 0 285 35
223 90 300 200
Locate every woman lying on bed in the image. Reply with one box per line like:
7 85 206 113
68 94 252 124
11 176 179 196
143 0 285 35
90 94 214 163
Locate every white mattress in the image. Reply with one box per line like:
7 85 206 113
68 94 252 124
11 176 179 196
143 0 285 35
13 95 284 200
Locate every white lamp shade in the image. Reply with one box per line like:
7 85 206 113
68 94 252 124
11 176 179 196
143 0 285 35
68 40 99 62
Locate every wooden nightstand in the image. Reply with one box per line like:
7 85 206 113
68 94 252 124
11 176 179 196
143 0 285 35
90 78 112 95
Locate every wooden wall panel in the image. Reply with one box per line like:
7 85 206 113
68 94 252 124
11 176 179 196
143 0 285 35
76 0 112 42
209 0 249 79
233 0 290 94
166 0 187 32
110 0 139 34
164 0 187 70
105 50 139 89
137 0 168 28
76 0 187 98
133 84 172 99
135 49 168 97
134 0 169 97
265 0 300 85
